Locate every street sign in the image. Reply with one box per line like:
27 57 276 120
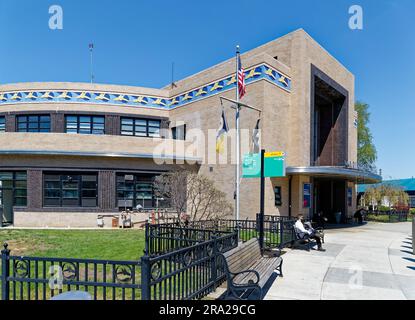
242 153 261 178
264 151 286 178
243 151 286 178
265 151 285 158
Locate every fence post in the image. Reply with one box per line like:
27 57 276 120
211 236 218 291
279 219 284 248
144 223 150 256
140 254 151 301
1 243 10 301
234 227 240 246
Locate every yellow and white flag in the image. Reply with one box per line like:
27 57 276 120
216 110 229 154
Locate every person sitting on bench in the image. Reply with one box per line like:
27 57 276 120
294 215 326 252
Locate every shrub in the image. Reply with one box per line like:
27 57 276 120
378 206 390 212
366 214 390 223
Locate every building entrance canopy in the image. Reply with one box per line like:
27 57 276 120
287 166 382 184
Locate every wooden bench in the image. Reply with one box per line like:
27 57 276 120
219 238 283 300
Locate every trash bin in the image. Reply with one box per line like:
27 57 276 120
112 217 119 228
334 212 342 224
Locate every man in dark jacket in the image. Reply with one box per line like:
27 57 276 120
354 208 366 224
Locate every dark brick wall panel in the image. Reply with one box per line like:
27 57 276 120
98 170 116 210
27 169 43 209
105 115 120 135
5 114 15 132
51 113 65 133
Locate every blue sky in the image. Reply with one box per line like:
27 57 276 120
0 0 414 179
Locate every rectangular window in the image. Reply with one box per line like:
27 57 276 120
117 173 165 209
65 115 105 135
0 171 27 207
121 118 161 138
17 115 50 133
0 117 5 132
274 186 282 207
172 124 186 140
43 173 98 207
409 195 415 208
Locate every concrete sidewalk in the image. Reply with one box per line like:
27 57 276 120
265 222 415 300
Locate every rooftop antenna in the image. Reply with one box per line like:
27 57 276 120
171 62 177 89
89 43 94 83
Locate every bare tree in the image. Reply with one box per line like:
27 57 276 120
154 170 233 221
154 170 188 217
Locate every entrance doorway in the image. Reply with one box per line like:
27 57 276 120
0 172 28 226
313 178 346 224
0 181 14 226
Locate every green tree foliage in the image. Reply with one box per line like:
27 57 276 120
363 184 409 210
355 101 377 172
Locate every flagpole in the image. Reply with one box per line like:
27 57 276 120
235 45 240 221
89 43 94 84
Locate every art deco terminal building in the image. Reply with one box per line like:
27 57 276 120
0 29 381 227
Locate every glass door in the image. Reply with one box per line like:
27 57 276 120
0 181 14 225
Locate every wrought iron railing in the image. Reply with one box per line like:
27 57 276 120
141 231 238 300
1 243 141 301
365 210 409 223
2 216 290 301
185 215 296 249
144 222 235 256
1 228 238 301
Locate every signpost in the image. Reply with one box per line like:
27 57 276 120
244 150 286 250
259 150 265 250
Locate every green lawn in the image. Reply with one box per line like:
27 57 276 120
0 229 146 300
0 229 229 300
0 229 145 260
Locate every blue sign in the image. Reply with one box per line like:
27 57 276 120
303 183 311 208
347 187 353 206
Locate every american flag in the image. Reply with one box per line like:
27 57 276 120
237 54 246 99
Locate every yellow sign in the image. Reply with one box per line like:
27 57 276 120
265 151 285 158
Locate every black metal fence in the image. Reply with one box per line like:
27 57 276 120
365 210 409 223
145 222 235 256
1 225 238 301
185 215 296 249
1 243 141 301
141 231 238 300
1 216 292 301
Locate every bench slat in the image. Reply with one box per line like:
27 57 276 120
225 238 261 273
232 256 281 286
